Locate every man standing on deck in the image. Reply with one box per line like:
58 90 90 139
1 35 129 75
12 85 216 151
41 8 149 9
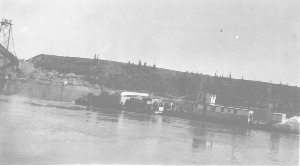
249 112 253 123
170 102 174 110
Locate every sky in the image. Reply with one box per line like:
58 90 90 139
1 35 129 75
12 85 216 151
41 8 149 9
1 0 299 86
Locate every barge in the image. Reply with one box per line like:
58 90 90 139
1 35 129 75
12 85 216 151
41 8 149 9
74 91 299 133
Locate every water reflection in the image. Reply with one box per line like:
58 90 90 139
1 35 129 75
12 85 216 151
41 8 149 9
0 82 8 95
269 132 280 154
117 111 125 130
188 121 213 150
0 82 90 102
96 112 119 123
162 117 171 124
90 107 122 117
236 129 250 136
122 112 158 124
192 138 213 149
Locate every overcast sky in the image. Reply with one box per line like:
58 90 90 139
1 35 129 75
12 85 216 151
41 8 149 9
1 0 299 86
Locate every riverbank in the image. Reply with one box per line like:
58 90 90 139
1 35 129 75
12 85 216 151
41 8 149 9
6 63 105 93
10 65 171 100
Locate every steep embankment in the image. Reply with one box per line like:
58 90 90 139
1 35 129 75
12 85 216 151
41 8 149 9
0 44 19 70
18 60 36 75
28 54 300 114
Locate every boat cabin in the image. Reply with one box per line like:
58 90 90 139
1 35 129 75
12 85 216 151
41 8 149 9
197 92 216 105
272 113 286 123
119 91 149 105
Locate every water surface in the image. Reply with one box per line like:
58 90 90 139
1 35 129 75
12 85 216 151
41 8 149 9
0 82 299 165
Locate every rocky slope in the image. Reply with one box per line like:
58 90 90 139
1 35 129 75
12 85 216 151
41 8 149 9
28 54 300 114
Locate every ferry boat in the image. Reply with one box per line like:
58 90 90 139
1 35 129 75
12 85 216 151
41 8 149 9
156 92 277 129
74 91 298 133
75 91 157 114
190 92 262 127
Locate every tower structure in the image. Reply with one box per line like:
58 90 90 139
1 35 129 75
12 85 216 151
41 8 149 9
0 19 13 50
0 19 19 78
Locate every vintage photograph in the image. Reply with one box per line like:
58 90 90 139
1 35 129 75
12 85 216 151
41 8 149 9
0 0 299 165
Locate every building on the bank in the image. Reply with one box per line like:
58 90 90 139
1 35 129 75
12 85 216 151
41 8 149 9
65 73 82 85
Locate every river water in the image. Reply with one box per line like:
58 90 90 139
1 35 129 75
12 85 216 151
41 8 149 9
0 82 299 165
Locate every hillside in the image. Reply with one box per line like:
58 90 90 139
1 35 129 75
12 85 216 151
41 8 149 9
29 54 300 114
